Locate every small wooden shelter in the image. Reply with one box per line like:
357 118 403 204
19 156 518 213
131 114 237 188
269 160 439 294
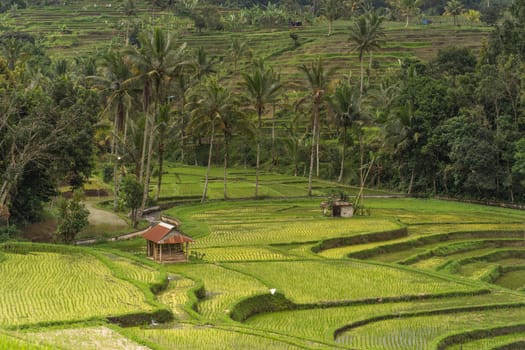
321 200 354 218
142 222 194 263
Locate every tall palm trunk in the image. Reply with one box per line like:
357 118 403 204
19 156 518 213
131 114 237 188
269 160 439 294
308 107 318 196
271 103 276 167
338 125 347 183
139 114 149 183
154 142 164 201
202 119 215 203
359 55 364 96
316 116 320 177
141 111 156 212
255 105 262 199
223 135 229 199
112 125 119 211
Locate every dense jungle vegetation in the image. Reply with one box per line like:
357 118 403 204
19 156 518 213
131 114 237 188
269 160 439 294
1 0 525 231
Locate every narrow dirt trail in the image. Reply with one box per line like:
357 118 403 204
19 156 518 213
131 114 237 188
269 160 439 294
84 200 128 227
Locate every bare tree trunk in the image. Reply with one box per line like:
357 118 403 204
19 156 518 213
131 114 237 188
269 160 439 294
154 142 164 201
255 107 262 199
223 136 228 199
139 113 149 183
202 122 215 203
141 113 155 212
316 118 320 177
338 125 347 183
271 103 276 168
408 166 415 194
0 181 11 207
359 56 364 97
328 20 333 36
359 136 364 189
308 108 318 196
112 127 119 211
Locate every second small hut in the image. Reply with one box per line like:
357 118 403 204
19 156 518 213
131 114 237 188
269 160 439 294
321 199 354 217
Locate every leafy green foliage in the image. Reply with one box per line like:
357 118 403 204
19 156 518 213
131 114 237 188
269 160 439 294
55 190 89 244
120 175 143 228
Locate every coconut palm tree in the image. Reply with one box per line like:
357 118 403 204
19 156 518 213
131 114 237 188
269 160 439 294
186 76 236 202
241 60 282 199
392 0 422 27
298 57 335 196
348 11 385 96
125 27 188 211
120 0 137 46
327 80 362 183
88 49 135 210
444 0 464 26
229 37 247 74
321 0 344 36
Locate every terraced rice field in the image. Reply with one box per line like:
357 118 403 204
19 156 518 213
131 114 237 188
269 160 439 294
224 260 478 303
0 250 154 327
128 324 306 350
1 179 524 349
336 307 525 350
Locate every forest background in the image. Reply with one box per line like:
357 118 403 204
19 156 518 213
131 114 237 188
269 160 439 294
1 0 525 234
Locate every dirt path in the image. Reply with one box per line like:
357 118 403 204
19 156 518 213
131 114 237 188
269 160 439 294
85 200 128 227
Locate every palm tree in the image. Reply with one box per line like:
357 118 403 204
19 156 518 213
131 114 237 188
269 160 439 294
348 11 385 96
327 80 362 183
120 0 137 46
298 57 335 196
186 76 236 202
241 60 282 199
229 37 247 74
394 0 422 27
444 0 464 25
154 104 172 202
88 49 135 210
194 46 219 81
321 0 344 36
125 27 188 211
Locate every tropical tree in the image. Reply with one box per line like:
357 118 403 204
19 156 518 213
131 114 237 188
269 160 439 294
241 60 282 199
327 80 362 182
321 0 345 36
298 57 335 196
154 104 172 201
444 0 464 26
389 0 422 27
229 37 248 74
56 190 89 244
88 49 135 210
186 76 236 202
120 0 137 46
125 27 188 211
120 174 143 228
348 11 385 96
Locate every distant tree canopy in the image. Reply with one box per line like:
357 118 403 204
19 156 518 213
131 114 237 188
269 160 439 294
1 0 525 229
